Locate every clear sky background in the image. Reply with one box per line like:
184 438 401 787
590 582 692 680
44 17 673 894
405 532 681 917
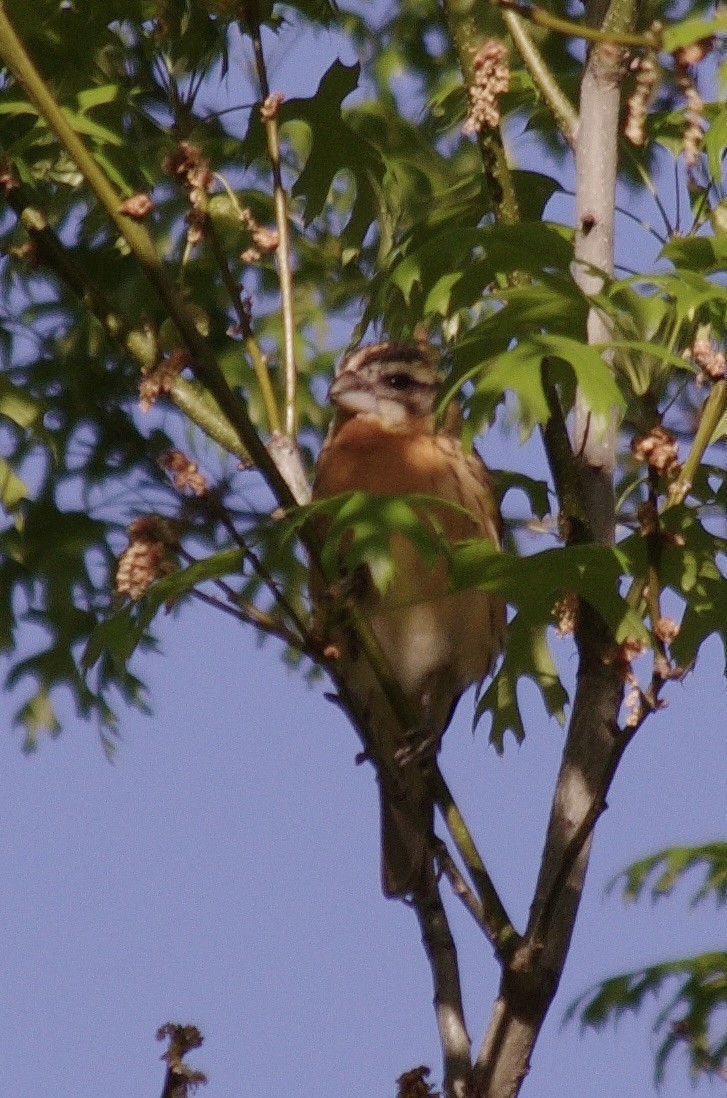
1 9 725 1098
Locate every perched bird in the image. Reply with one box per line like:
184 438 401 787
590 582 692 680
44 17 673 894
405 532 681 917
312 342 505 897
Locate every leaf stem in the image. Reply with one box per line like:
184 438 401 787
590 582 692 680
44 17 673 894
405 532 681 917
202 199 282 433
492 0 660 49
502 9 577 144
244 3 298 437
666 379 727 508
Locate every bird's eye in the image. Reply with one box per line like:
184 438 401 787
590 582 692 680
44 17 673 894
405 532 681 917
386 372 414 390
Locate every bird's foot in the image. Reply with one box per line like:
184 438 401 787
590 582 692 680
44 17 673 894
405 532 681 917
395 728 439 768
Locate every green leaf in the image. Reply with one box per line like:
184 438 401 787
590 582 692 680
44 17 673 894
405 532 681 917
0 374 45 430
497 471 551 521
611 843 727 907
308 490 455 592
451 541 649 643
705 103 727 185
0 457 29 514
662 13 727 51
476 615 568 750
14 688 61 752
661 234 727 275
76 83 121 112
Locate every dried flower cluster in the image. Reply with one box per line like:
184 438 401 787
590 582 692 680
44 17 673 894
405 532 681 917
163 141 214 247
396 1065 439 1098
139 348 191 413
631 425 680 477
160 449 208 496
157 1023 207 1093
605 637 647 728
240 212 279 265
553 591 578 637
260 91 285 121
463 39 510 135
654 616 679 646
625 52 659 146
673 56 706 167
163 141 214 195
115 516 177 601
118 192 154 219
691 337 726 381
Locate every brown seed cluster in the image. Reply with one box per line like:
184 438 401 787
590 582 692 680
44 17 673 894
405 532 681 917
396 1065 439 1098
553 591 578 637
463 39 510 135
139 348 190 413
605 637 647 728
625 52 659 146
240 215 280 265
260 91 285 121
118 192 154 219
115 516 177 601
631 425 680 477
654 616 679 646
691 337 726 381
160 449 208 496
163 141 214 246
673 55 706 167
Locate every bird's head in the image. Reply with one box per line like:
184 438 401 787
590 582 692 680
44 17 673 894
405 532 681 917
329 342 439 429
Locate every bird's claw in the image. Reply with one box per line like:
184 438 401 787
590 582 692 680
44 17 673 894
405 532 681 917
395 729 439 768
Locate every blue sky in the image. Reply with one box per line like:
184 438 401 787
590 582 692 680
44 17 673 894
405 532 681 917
1 597 725 1097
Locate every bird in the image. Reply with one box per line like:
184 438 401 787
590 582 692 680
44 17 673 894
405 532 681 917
311 341 506 897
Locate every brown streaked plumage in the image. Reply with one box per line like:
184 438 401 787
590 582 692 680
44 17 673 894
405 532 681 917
312 342 506 897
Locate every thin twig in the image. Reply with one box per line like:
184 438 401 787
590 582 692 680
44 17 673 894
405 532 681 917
244 2 298 436
502 9 577 144
203 196 281 434
434 769 521 961
190 588 308 652
493 0 660 49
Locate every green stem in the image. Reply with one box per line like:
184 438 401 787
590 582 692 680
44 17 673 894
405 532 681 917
245 3 298 437
433 770 520 960
202 202 282 434
502 9 577 144
493 0 660 49
666 379 727 508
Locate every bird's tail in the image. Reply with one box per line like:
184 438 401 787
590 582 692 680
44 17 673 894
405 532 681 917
379 772 435 897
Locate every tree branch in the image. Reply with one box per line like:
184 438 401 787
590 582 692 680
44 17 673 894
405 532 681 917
441 0 520 225
434 770 521 962
492 0 659 50
412 876 473 1098
472 1 638 1093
